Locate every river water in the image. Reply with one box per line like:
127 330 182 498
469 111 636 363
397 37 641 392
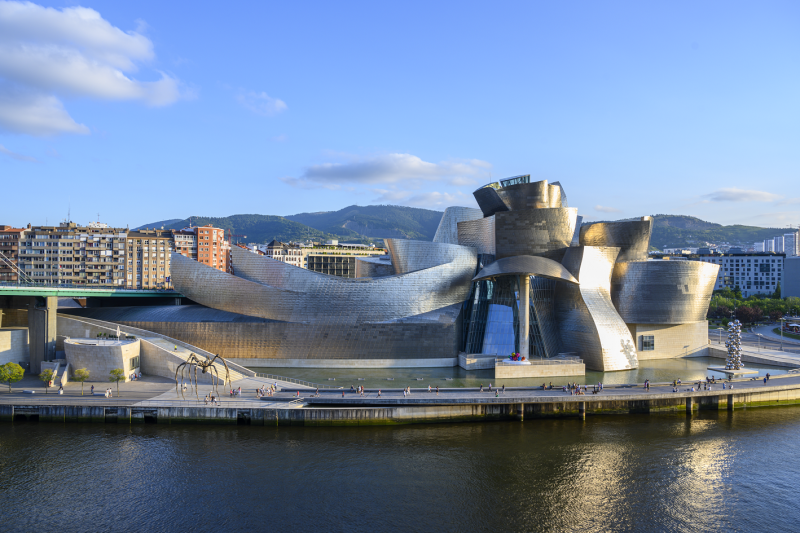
1 407 798 532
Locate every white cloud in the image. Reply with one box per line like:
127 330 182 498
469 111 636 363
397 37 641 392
0 144 36 162
371 189 469 209
702 188 781 202
0 1 185 136
279 176 340 190
595 205 622 213
237 90 287 117
298 153 491 186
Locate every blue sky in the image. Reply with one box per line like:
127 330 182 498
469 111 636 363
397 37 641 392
0 0 799 230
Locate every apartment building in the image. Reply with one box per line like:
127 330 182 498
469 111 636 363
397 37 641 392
125 229 173 289
0 226 26 282
657 252 784 297
17 222 127 285
173 230 197 260
194 225 230 272
262 240 305 268
258 239 386 278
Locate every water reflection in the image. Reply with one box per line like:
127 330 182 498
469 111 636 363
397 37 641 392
2 409 800 532
253 357 788 389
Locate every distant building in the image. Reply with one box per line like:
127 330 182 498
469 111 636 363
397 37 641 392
657 251 784 297
0 225 26 282
785 256 800 298
754 242 765 252
170 225 230 273
785 231 799 257
125 229 173 289
262 240 305 268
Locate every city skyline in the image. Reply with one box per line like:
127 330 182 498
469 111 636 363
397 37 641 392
1 1 799 229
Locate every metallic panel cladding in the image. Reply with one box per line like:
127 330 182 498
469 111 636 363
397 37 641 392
173 244 477 325
556 246 639 372
386 239 476 275
473 186 509 217
354 256 395 278
472 255 579 284
579 217 653 262
457 216 496 255
433 207 484 244
611 260 719 324
494 208 578 260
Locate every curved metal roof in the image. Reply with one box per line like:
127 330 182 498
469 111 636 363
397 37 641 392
472 255 579 284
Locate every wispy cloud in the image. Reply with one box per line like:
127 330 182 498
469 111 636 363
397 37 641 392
702 188 781 202
371 189 469 209
0 144 37 162
595 205 621 213
288 153 491 188
0 1 187 136
237 90 287 117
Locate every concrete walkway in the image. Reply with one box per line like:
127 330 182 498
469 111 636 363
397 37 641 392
752 325 800 346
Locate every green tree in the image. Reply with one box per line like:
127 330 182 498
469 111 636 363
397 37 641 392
72 368 90 396
774 283 782 299
40 368 54 394
109 368 125 397
0 362 24 393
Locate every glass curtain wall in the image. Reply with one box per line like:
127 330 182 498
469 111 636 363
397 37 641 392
463 273 561 359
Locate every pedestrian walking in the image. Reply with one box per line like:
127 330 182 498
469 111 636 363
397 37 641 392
378 390 381 398
436 386 439 396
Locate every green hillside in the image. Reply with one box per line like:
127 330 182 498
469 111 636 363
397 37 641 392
136 214 342 244
587 215 786 250
286 205 443 241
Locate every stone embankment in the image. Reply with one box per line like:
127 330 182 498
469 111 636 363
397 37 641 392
6 372 800 426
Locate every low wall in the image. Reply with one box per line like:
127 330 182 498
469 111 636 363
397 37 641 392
628 321 710 360
495 361 586 379
458 354 495 370
237 357 458 369
64 339 140 383
0 328 28 365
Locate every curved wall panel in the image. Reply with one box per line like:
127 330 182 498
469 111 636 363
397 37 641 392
496 181 551 210
555 246 639 371
494 208 578 260
472 255 579 284
175 244 477 325
611 260 719 324
457 216 495 255
579 217 653 262
473 186 509 217
432 206 483 244
355 256 394 278
386 239 475 275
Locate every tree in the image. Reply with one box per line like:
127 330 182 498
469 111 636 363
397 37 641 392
0 362 24 393
109 368 125 397
40 368 54 394
770 310 784 321
72 368 90 396
774 283 782 299
733 285 742 299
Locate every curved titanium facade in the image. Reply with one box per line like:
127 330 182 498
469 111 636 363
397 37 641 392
496 181 563 210
611 260 719 324
579 217 653 262
457 216 495 255
354 256 394 278
386 239 475 275
432 207 483 245
556 246 639 371
494 208 578 260
473 186 509 217
472 255 578 284
174 245 477 325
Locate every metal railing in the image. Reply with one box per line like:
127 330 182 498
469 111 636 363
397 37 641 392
496 356 583 366
134 399 289 408
0 281 179 292
253 373 338 389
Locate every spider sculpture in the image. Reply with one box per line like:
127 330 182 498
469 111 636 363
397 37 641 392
175 353 231 400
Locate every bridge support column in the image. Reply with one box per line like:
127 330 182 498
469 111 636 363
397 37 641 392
29 296 57 374
727 394 734 411
517 403 524 421
685 397 693 415
518 275 529 358
578 401 586 419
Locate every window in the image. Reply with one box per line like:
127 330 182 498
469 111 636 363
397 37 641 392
641 335 655 351
129 356 140 370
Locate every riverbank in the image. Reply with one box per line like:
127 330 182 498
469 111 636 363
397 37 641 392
5 371 800 426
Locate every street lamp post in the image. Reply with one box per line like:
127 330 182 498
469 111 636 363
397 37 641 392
717 327 725 344
780 317 786 352
755 333 762 353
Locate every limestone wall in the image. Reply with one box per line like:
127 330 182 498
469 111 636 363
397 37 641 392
0 328 28 365
65 339 140 383
627 321 709 360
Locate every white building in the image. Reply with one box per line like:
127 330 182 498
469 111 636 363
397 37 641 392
693 253 784 297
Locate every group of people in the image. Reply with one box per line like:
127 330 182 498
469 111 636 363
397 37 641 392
256 384 277 398
203 393 219 405
129 372 141 381
229 386 242 397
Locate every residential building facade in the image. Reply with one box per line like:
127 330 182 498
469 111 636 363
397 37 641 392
0 226 26 282
125 230 173 289
658 252 784 297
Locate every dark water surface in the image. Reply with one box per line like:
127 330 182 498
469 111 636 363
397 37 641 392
2 408 799 532
253 357 789 389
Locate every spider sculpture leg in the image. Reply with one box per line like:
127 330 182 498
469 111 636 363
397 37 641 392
209 354 232 391
209 365 219 397
175 361 188 400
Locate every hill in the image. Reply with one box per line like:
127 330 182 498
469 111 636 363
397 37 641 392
286 205 442 241
587 215 786 250
136 205 444 245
